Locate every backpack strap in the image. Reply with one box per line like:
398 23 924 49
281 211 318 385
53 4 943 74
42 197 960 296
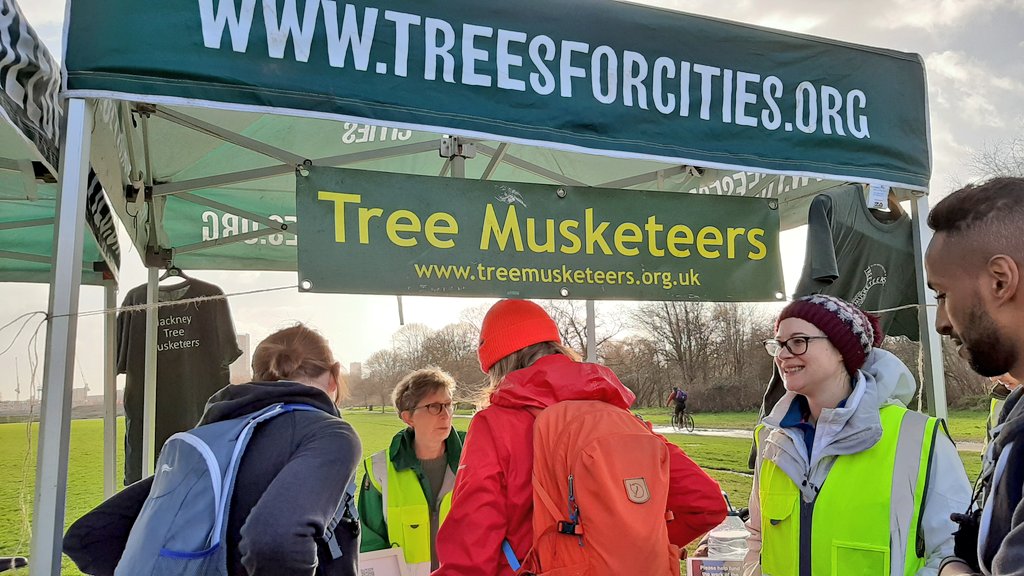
502 539 522 572
323 480 359 559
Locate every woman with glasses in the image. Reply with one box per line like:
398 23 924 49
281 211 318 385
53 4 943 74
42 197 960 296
357 367 464 576
745 295 970 576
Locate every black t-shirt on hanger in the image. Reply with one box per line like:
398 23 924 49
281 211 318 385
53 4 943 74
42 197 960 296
116 278 242 485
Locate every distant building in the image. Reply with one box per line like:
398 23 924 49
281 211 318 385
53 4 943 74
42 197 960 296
229 334 252 384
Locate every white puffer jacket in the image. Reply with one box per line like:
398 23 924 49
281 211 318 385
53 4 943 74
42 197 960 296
744 349 971 576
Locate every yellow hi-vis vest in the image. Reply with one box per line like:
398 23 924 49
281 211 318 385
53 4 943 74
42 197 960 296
755 405 939 576
366 450 455 576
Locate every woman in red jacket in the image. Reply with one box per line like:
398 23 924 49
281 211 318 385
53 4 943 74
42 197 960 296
433 299 726 575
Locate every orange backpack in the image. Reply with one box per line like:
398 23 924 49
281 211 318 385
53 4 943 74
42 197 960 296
504 400 681 576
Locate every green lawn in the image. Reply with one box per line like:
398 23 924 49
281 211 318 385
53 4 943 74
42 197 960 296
0 409 988 575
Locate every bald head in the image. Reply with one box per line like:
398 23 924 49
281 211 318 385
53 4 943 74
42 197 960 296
928 177 1024 268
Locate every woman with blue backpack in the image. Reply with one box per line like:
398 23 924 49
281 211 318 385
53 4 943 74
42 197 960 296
64 323 362 576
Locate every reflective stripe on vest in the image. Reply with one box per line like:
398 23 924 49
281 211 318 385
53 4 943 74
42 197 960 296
755 405 937 576
365 450 454 575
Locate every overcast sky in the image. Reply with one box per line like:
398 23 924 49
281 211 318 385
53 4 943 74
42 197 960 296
2 0 1022 402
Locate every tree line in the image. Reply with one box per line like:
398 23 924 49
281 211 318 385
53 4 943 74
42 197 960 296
345 300 992 413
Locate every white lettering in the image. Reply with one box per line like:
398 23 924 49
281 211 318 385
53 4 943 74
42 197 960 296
734 71 760 127
591 45 617 104
652 57 675 114
528 35 556 95
322 2 377 70
198 0 257 52
462 24 493 87
559 40 589 98
622 50 648 109
496 29 527 91
692 63 720 120
262 0 320 62
424 18 455 82
384 10 420 77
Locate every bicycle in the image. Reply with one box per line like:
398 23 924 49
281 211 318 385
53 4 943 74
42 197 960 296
671 408 695 432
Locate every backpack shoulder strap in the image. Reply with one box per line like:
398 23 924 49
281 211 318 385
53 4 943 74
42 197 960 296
323 480 359 559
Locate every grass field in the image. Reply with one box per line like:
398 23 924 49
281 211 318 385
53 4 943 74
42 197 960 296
0 409 988 575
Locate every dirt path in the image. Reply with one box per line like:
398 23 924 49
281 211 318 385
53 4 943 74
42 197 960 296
655 426 986 452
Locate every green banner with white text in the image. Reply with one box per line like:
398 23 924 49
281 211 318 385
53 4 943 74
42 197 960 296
65 0 931 189
296 167 783 301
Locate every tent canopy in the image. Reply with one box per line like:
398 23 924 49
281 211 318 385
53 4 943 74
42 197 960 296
63 0 931 277
0 0 118 284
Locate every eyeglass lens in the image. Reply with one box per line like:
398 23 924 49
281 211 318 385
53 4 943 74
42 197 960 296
421 402 453 415
765 337 809 357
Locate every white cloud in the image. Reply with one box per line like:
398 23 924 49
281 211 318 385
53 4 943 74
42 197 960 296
884 0 1008 31
925 50 1024 127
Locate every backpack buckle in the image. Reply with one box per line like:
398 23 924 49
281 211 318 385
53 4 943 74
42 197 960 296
557 521 583 535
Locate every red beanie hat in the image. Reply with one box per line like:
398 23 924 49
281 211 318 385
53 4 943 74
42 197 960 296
776 294 883 375
478 299 561 373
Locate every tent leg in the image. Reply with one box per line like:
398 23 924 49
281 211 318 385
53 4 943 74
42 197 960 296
586 300 597 362
30 98 93 576
142 267 159 477
911 195 948 419
103 280 118 497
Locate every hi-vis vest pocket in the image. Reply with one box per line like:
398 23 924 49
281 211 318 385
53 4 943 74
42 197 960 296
395 506 429 563
761 490 797 527
831 540 889 576
760 490 799 576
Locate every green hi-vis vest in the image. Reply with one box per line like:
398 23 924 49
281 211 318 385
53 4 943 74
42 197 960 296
366 451 455 575
755 405 939 576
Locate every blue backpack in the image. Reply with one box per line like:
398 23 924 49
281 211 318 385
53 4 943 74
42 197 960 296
115 403 358 576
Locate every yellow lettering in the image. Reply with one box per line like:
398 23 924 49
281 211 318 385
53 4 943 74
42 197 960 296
697 226 723 258
425 212 458 248
358 207 383 244
613 222 643 256
667 224 693 257
585 208 612 255
747 228 767 260
726 227 746 259
386 210 420 247
317 191 361 243
559 220 582 254
480 204 524 251
527 218 556 253
646 215 665 257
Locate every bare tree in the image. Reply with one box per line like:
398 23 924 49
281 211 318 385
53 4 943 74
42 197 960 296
602 336 673 407
631 301 714 385
541 299 621 359
969 128 1024 179
390 323 433 371
362 348 405 411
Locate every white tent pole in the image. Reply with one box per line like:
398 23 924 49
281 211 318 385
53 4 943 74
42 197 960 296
911 195 948 419
586 300 597 362
30 97 93 576
451 154 465 179
103 280 118 497
142 266 159 477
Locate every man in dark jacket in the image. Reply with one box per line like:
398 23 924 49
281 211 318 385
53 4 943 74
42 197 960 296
64 380 361 576
925 177 1024 576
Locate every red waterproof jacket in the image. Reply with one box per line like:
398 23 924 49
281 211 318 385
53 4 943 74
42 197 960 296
432 355 726 576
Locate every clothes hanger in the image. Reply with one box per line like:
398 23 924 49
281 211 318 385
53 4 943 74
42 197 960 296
158 264 191 283
867 187 905 222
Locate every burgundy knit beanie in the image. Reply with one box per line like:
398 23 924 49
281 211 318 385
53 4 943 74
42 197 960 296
478 299 561 373
776 294 883 374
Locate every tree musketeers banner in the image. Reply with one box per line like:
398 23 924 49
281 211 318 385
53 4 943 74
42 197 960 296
296 167 784 301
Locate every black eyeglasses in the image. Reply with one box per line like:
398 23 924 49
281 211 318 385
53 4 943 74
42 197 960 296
762 336 829 357
410 402 454 416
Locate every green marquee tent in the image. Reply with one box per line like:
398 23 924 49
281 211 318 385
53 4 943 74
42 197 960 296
30 1 949 573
